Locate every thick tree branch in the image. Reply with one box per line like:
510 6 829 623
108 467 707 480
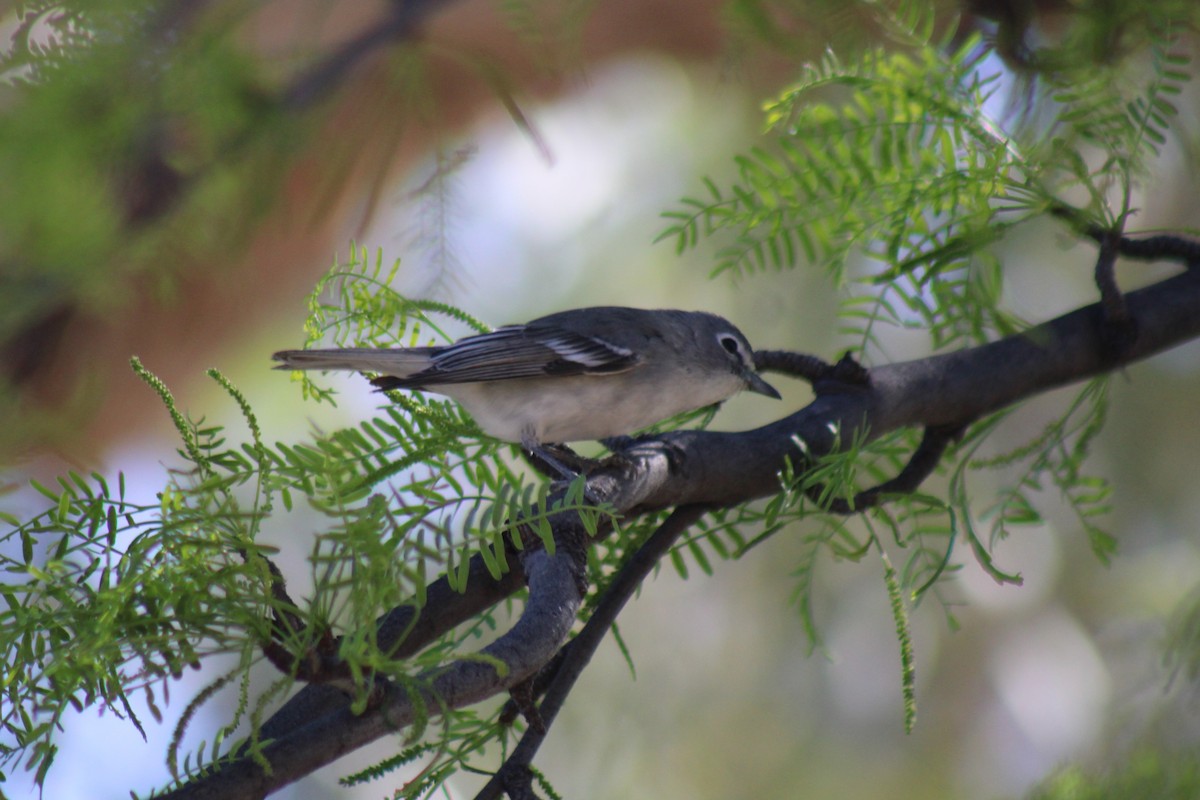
867 267 1200 434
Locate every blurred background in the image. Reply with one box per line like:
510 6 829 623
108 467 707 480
2 0 1200 797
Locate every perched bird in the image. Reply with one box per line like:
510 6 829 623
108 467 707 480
273 306 780 471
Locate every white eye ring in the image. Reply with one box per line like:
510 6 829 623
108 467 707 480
717 333 741 357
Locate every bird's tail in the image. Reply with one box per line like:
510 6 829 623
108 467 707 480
272 348 435 376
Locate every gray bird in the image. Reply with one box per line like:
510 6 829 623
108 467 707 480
273 306 779 467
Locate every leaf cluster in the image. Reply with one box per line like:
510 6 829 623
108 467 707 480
661 1 1193 352
959 378 1116 572
661 10 1031 353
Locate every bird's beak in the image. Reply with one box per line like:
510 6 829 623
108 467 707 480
743 369 781 399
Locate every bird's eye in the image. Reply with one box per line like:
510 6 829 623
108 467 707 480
717 333 741 356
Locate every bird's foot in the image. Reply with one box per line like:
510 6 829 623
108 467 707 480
525 442 596 479
523 443 607 506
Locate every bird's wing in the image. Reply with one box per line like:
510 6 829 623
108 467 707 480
373 323 639 389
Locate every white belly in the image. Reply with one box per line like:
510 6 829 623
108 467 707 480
432 369 744 444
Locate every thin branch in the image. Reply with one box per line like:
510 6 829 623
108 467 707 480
475 505 711 800
1050 202 1200 267
1093 229 1128 323
1104 233 1200 267
754 350 871 389
280 0 452 111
